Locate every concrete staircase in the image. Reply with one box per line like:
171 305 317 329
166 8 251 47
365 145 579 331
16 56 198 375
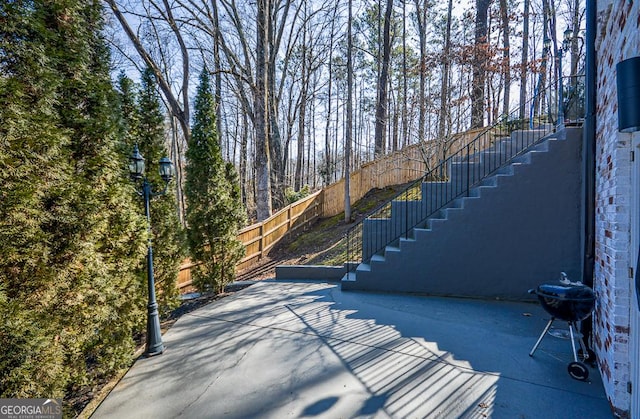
342 127 584 300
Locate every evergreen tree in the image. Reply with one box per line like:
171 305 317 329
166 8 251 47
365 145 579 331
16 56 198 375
1 0 146 404
1 0 75 396
118 68 184 313
185 70 246 293
116 70 139 150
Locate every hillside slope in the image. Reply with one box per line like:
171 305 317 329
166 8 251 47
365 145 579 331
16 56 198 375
236 183 411 281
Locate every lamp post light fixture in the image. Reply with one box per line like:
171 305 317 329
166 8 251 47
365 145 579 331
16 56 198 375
128 145 175 357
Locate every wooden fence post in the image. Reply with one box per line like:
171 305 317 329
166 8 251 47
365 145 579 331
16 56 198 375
259 223 265 260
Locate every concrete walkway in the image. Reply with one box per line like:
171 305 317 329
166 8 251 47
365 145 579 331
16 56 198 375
92 281 612 418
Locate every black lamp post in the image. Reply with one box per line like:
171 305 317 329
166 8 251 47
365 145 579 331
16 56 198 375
129 145 175 357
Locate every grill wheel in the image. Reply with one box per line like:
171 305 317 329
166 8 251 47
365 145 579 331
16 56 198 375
568 362 589 381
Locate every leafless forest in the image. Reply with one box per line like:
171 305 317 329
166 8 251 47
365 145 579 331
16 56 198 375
105 0 584 223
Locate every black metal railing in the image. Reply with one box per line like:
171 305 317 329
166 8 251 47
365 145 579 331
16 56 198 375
346 76 585 272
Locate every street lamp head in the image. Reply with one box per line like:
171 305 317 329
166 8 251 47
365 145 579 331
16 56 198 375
562 28 573 52
158 157 175 183
129 145 145 180
564 27 574 42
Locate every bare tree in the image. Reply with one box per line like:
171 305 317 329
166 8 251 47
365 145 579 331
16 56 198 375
374 0 393 156
413 0 428 144
294 3 308 191
345 0 353 223
438 0 453 140
255 0 273 220
499 0 511 116
471 0 490 129
322 2 340 186
519 0 530 120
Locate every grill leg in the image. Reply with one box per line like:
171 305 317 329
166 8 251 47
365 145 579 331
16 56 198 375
576 321 590 360
569 322 579 362
530 317 555 357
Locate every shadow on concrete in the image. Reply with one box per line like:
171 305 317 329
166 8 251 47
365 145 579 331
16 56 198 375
92 281 611 419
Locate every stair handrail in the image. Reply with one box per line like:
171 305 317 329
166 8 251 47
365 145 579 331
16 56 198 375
346 76 586 271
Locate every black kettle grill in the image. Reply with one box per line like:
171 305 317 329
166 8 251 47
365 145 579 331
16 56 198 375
528 279 596 381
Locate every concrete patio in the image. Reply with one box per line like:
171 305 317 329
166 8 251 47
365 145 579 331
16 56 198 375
92 280 612 418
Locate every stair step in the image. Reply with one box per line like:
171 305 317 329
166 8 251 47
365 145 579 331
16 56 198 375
371 254 385 263
356 263 371 272
386 245 400 252
512 154 532 164
341 272 357 282
479 176 498 187
427 218 446 229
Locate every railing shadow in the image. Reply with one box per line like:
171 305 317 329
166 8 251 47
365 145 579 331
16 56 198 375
92 281 609 419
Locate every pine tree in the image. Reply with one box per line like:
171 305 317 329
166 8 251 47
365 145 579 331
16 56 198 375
1 0 146 403
185 70 246 293
118 68 184 313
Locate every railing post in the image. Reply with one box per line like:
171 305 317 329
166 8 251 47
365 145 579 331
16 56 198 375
405 189 409 239
466 143 470 197
346 229 350 270
259 223 265 260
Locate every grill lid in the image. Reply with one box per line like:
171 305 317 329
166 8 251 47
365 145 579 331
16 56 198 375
536 284 595 302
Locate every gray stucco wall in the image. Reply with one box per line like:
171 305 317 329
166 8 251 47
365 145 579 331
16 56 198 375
344 127 584 300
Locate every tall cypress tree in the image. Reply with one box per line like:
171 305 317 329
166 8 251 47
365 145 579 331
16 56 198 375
1 0 146 403
185 70 246 293
118 68 184 312
0 0 75 397
47 0 146 391
116 70 139 150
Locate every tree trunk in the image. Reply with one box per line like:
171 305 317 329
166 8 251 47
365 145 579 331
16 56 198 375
438 0 453 140
170 115 186 226
211 0 224 144
471 0 490 129
519 0 530 120
295 23 307 191
374 0 393 157
255 0 272 221
414 0 427 144
500 0 510 117
401 0 408 148
345 0 353 223
323 2 338 186
267 0 291 211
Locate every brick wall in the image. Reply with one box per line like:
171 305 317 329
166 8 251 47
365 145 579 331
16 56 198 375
593 1 640 416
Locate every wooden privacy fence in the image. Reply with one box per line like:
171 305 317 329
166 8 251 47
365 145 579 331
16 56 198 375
177 128 484 292
321 128 484 216
177 191 323 292
236 190 323 271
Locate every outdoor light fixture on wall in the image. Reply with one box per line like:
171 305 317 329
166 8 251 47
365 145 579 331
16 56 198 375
129 145 175 357
617 57 640 133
